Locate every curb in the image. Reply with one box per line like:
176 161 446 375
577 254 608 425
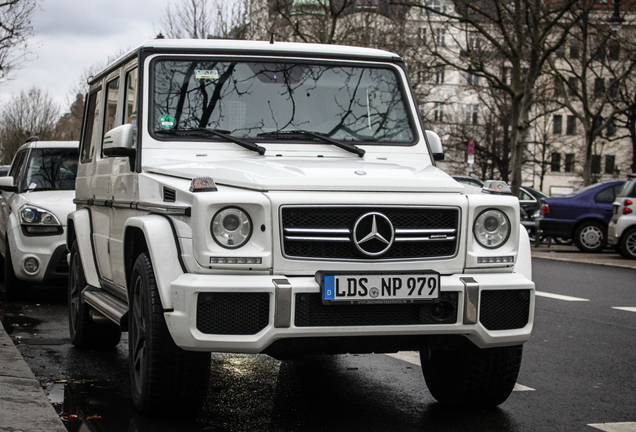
0 321 67 432
531 245 636 270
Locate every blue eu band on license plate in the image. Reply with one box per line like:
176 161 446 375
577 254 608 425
321 273 440 305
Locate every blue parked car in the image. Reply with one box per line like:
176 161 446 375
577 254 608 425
538 180 625 253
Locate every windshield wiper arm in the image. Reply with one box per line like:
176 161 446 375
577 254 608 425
156 128 265 155
257 130 365 158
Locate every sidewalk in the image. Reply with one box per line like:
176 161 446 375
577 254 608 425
531 243 636 270
0 316 67 432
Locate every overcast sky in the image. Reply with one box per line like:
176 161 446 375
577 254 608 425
1 0 172 109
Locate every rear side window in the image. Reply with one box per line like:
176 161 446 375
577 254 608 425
595 184 621 204
80 89 103 163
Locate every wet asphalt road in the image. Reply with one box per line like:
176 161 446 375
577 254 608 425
1 259 636 432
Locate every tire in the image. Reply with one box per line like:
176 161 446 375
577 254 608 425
129 252 211 416
420 338 522 407
3 239 29 301
573 221 606 253
68 241 121 349
619 227 636 260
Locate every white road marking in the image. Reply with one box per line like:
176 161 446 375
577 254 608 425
386 352 535 392
535 291 590 302
588 422 636 431
612 307 636 313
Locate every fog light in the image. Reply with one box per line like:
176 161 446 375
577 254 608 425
24 257 39 274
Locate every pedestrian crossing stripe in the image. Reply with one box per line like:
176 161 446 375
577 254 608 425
612 307 636 313
588 422 636 431
535 291 589 302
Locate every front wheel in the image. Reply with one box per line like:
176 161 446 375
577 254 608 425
619 227 636 259
420 338 522 407
129 252 211 416
573 221 606 253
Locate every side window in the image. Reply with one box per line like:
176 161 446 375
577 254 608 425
519 190 534 202
8 151 27 185
595 186 616 204
103 77 120 136
124 68 139 147
81 89 103 163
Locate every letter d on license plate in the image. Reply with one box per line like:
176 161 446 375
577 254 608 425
318 271 440 305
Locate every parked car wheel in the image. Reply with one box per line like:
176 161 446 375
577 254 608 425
68 241 121 349
619 227 636 260
573 221 607 253
129 252 211 416
3 240 29 300
420 338 522 407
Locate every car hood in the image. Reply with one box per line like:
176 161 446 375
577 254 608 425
146 157 464 193
21 190 76 225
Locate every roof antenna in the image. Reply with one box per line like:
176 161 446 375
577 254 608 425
269 33 275 44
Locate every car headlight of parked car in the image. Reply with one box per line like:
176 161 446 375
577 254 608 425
211 207 252 249
20 205 62 235
473 209 511 249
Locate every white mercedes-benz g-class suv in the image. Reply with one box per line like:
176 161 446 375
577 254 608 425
67 39 534 415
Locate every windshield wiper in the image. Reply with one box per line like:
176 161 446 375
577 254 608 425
256 130 365 158
156 128 265 155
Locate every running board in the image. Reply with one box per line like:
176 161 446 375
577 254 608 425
83 287 128 326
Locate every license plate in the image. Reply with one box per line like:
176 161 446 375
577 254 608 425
318 271 440 305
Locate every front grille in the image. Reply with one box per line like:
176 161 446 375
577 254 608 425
281 206 460 260
480 290 531 331
196 293 270 335
294 292 458 327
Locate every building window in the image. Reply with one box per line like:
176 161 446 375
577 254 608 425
434 102 444 122
502 66 512 85
591 155 602 174
554 77 565 97
466 104 478 125
555 43 566 58
594 78 605 98
551 152 561 172
570 40 580 59
434 66 445 84
566 115 577 135
565 153 575 172
553 115 563 134
605 155 615 174
608 40 620 60
468 32 481 51
419 27 426 40
427 0 443 12
435 28 446 47
568 77 578 96
467 68 479 86
607 117 617 137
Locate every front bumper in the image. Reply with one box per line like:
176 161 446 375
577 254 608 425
10 228 68 283
164 272 535 353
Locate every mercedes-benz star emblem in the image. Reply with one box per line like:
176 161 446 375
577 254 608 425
353 212 395 256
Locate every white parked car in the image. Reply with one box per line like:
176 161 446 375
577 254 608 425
608 174 636 259
0 139 79 299
67 39 535 415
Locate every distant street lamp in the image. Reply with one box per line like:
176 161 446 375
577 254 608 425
608 0 624 32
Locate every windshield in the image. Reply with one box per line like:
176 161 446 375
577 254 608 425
21 148 78 192
152 59 415 144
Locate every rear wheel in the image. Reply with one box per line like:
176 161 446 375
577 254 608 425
129 252 211 416
68 240 121 349
573 221 606 253
619 227 636 259
420 338 522 407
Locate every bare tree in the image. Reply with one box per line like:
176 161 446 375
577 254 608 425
0 0 37 84
547 2 636 185
159 0 248 39
0 86 60 163
400 0 584 195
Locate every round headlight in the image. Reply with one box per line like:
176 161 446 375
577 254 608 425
473 209 511 249
21 207 37 223
211 207 252 249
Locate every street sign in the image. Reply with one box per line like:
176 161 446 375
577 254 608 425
468 140 475 156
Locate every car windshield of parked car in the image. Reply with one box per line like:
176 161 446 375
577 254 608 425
152 59 415 144
21 148 78 192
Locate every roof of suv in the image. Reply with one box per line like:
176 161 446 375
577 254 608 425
91 39 402 85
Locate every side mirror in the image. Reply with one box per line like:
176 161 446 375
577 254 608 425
0 176 17 193
103 124 136 170
425 130 444 161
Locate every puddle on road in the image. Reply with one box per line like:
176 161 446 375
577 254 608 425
0 304 42 335
44 380 210 432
